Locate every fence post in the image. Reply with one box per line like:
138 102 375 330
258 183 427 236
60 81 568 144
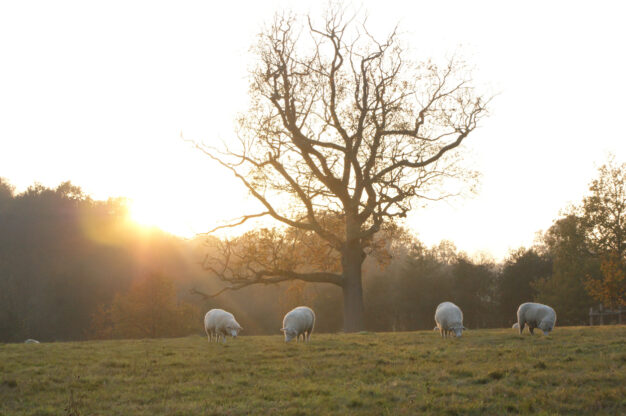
619 306 623 325
589 307 594 326
598 304 604 325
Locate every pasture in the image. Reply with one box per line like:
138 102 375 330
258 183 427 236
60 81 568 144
1 326 624 415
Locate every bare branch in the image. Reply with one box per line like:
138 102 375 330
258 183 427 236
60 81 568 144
192 9 489 303
199 212 270 235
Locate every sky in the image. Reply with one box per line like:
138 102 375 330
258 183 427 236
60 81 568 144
1 1 625 261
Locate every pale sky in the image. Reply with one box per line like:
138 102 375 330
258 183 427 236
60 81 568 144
1 1 625 261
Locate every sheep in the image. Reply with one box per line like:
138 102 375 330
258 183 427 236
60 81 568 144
434 301 466 338
516 302 556 335
204 309 242 343
281 306 315 343
512 323 520 329
24 339 40 344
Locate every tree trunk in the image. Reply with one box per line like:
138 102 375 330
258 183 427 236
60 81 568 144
341 241 365 332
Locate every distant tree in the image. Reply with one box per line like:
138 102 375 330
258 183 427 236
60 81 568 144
0 179 206 342
0 180 107 341
89 304 114 340
196 8 488 331
450 257 497 328
0 179 19 339
91 273 200 339
365 238 453 331
533 215 597 324
497 248 552 324
579 158 626 307
0 178 14 212
364 239 502 331
585 252 626 309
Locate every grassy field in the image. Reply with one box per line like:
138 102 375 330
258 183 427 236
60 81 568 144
1 326 624 416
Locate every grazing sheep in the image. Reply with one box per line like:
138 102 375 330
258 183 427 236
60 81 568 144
281 306 315 343
434 302 466 338
516 302 556 335
512 323 520 329
24 339 40 344
204 309 242 343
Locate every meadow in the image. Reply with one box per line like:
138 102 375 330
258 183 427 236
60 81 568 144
1 326 624 415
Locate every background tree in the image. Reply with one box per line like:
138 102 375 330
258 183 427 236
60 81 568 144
579 158 626 307
0 178 13 212
533 215 597 324
364 238 503 331
196 9 488 331
91 273 200 339
450 257 497 328
497 247 552 325
0 180 211 342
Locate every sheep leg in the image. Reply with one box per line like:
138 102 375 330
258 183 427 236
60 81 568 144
519 321 525 335
529 326 535 335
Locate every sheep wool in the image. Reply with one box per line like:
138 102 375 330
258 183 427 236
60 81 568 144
204 309 242 343
516 302 556 336
434 302 466 338
281 306 315 343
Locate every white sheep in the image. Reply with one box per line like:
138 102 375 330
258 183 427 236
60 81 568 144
204 309 242 343
516 302 556 335
24 339 40 344
281 306 315 343
512 323 519 329
434 302 466 338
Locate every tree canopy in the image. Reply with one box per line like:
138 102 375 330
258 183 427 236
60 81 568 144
579 158 626 307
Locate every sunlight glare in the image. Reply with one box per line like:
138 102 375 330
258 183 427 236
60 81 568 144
129 197 196 238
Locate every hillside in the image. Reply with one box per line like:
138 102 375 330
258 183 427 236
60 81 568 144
1 326 624 415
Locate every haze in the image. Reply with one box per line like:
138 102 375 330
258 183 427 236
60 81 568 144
1 0 625 260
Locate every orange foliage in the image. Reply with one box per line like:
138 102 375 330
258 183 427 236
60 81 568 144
89 273 200 339
584 252 626 308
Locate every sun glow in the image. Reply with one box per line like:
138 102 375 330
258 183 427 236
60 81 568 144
128 197 198 238
126 186 258 240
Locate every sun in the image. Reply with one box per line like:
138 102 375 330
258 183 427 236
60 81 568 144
125 178 267 240
128 197 198 238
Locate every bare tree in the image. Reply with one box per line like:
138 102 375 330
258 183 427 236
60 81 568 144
194 9 488 331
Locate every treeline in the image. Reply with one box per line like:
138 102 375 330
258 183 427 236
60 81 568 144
0 180 208 342
0 158 623 342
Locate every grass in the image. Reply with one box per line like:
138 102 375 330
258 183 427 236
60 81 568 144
1 326 624 415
